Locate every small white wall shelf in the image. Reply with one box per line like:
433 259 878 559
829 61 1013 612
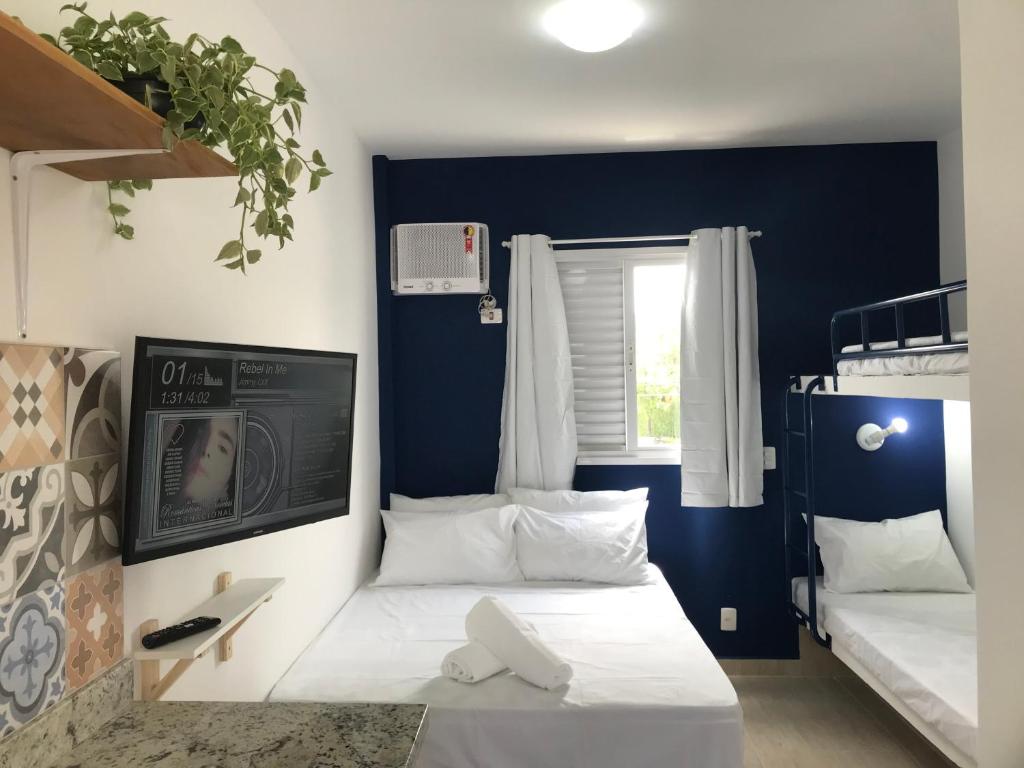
135 572 284 702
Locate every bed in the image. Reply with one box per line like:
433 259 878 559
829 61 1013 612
836 331 968 376
792 576 977 766
830 281 968 383
271 565 743 768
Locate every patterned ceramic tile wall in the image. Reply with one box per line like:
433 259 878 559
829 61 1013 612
0 344 123 740
65 562 124 691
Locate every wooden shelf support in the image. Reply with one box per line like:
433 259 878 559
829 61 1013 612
138 618 197 702
216 572 233 662
9 148 166 338
135 572 284 702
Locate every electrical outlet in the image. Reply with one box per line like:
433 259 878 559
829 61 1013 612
763 446 776 470
480 308 503 324
721 607 738 632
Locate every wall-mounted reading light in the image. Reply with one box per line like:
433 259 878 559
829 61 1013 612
856 417 909 451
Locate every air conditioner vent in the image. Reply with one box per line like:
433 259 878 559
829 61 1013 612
391 223 489 295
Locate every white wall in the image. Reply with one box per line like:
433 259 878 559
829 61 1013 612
959 2 1024 765
937 128 967 331
0 1 380 700
942 400 974 586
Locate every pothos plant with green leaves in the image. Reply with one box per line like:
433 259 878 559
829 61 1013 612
42 3 332 271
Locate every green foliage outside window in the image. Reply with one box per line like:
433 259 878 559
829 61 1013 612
636 342 680 446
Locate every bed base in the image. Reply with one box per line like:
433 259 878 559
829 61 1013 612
829 639 975 768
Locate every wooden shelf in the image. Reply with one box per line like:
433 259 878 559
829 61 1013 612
134 574 283 702
135 577 284 662
0 10 236 181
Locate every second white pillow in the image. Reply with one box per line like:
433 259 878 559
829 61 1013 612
516 502 650 585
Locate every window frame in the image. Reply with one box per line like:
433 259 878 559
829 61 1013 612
554 246 686 466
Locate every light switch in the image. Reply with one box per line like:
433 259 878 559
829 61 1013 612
763 446 776 470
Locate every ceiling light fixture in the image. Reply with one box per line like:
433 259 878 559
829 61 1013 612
543 0 644 53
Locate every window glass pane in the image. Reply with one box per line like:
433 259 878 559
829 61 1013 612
633 263 684 448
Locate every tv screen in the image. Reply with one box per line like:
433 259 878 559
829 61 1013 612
123 337 356 564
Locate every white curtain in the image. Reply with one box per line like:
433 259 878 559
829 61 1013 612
496 234 577 492
680 226 763 507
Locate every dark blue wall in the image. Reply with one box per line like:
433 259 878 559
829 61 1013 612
806 395 947 524
574 395 946 658
372 143 947 658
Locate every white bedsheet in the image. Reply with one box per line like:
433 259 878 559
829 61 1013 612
793 577 977 760
837 332 968 376
271 566 742 768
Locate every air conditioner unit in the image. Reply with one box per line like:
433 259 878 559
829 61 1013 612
391 223 489 295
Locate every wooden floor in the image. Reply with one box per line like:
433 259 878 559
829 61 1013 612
735 675 957 768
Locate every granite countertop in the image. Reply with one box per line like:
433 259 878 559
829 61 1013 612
47 701 427 768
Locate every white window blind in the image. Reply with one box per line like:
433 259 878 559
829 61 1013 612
556 247 686 460
556 257 628 454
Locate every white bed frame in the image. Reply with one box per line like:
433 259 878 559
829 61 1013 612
829 640 975 768
799 374 969 402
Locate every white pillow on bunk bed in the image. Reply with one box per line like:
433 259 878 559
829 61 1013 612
811 509 971 594
376 506 523 586
389 492 511 512
515 502 651 585
508 487 648 512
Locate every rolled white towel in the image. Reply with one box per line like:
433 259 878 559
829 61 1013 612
465 596 573 690
441 641 507 684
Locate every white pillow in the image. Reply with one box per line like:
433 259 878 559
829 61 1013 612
508 487 648 512
376 505 523 586
516 502 650 585
810 510 971 594
389 492 510 512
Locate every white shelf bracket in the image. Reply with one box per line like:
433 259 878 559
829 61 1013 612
9 148 166 338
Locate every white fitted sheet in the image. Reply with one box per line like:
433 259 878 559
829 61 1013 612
837 332 968 376
793 577 977 760
271 566 742 768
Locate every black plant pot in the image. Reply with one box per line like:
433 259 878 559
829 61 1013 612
108 74 206 131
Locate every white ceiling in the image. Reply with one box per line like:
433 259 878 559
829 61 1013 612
255 0 961 159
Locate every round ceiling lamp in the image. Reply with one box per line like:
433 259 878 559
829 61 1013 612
543 0 645 53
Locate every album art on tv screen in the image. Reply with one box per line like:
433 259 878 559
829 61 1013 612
123 337 356 564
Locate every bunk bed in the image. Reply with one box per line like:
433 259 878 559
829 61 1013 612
825 280 968 400
783 281 976 768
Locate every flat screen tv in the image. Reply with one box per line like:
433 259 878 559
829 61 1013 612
123 337 356 564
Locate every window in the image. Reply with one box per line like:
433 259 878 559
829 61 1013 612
555 247 685 462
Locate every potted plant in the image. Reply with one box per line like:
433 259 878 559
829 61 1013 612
41 3 332 271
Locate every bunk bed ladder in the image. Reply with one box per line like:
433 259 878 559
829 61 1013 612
781 375 831 649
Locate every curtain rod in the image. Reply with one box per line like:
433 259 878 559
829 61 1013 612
500 231 762 248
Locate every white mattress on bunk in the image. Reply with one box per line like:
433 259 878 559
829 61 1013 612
793 577 977 760
837 332 968 376
271 566 743 768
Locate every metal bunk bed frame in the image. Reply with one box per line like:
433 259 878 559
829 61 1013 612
787 279 969 648
783 281 975 764
830 280 968 389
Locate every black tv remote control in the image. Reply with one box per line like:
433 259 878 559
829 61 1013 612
142 616 222 649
